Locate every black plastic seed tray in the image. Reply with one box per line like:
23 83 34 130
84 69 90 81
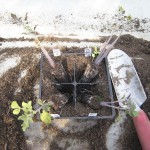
39 51 115 119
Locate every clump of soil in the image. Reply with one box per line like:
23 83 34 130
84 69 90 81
0 34 150 150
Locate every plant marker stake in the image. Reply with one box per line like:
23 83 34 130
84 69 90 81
35 37 55 68
94 33 114 65
94 32 121 65
41 46 55 68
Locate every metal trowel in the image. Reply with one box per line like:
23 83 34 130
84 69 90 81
107 49 147 109
107 49 150 150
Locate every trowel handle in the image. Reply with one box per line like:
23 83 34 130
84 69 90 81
133 110 150 150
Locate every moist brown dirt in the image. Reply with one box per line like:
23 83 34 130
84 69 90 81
0 34 150 150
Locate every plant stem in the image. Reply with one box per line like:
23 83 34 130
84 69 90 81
35 103 51 114
101 99 126 104
100 102 126 110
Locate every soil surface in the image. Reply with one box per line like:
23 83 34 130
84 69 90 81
0 34 150 150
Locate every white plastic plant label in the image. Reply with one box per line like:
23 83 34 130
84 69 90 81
53 49 61 57
88 113 97 116
84 48 92 57
51 114 60 118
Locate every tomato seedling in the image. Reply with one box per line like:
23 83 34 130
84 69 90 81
11 100 51 131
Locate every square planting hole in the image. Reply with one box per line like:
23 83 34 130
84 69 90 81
39 48 115 119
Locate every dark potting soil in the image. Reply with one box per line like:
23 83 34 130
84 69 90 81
0 34 150 150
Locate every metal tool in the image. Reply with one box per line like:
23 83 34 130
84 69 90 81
107 49 150 150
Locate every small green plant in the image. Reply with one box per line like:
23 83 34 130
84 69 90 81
126 15 132 22
125 100 138 117
100 94 138 121
11 99 51 131
92 46 100 59
112 6 132 31
118 6 132 24
115 111 122 122
118 6 125 14
118 6 132 20
96 96 103 102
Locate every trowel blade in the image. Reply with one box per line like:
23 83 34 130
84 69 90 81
107 49 147 107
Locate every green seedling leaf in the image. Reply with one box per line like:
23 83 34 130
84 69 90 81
21 118 29 132
119 6 125 14
22 101 33 113
97 96 103 102
18 114 33 131
94 46 97 52
40 110 51 125
13 108 21 115
18 114 26 121
11 101 21 109
43 104 51 112
92 53 95 58
131 110 138 117
22 101 32 109
22 101 28 107
92 46 100 58
125 101 138 117
127 15 132 21
115 114 122 122
11 101 21 115
94 47 100 54
38 99 43 105
24 25 34 33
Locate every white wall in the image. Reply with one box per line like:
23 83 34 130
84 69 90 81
0 0 150 18
0 0 150 40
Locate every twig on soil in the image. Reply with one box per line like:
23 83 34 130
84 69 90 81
4 143 7 150
6 106 10 115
